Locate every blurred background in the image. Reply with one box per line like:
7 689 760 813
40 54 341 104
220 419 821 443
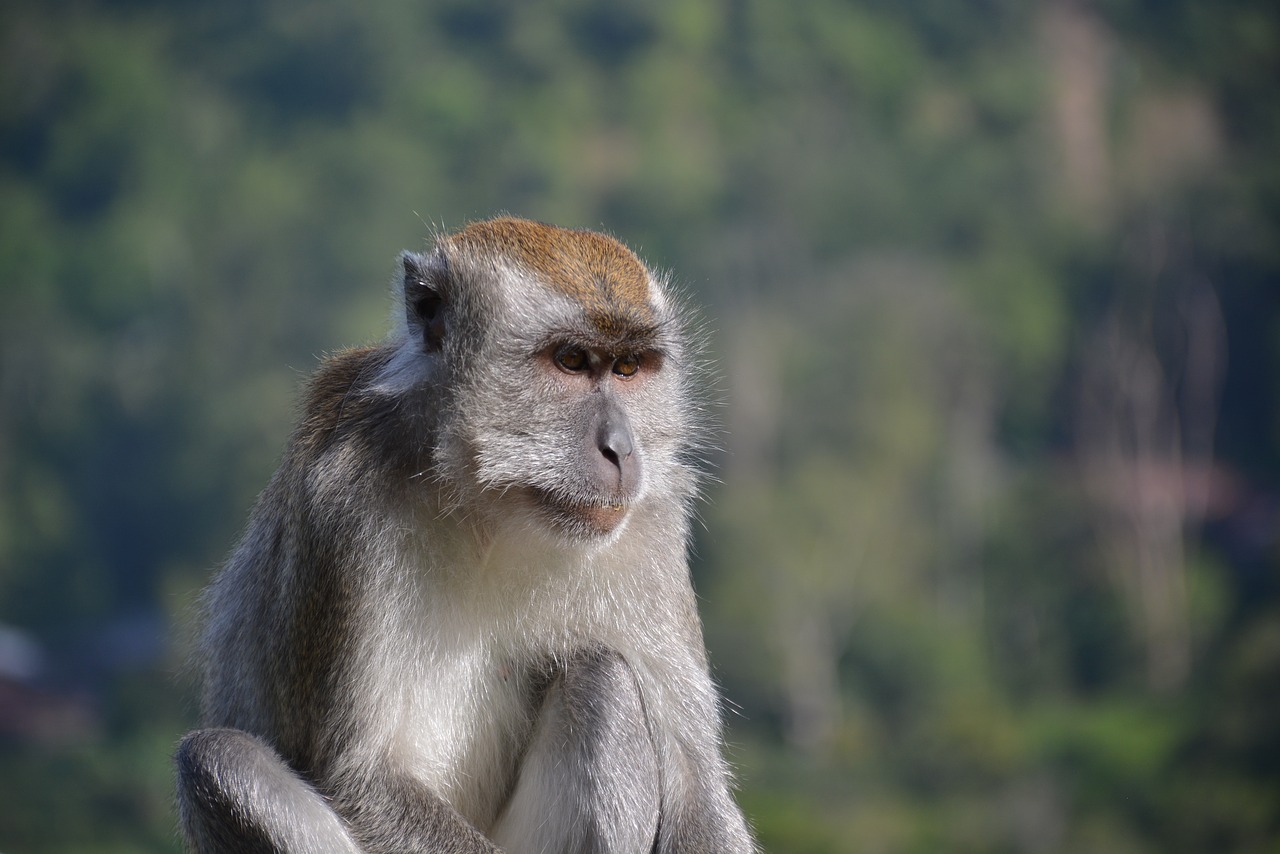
1 0 1278 851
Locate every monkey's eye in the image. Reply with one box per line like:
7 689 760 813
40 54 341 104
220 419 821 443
613 355 641 378
554 347 589 372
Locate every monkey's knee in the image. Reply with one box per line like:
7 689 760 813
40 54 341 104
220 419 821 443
176 728 360 854
177 729 257 808
494 651 659 851
561 648 650 732
176 729 279 853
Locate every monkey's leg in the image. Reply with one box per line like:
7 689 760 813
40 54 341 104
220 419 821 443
176 728 363 854
491 648 660 854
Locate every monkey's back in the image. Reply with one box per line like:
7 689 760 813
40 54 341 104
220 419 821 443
198 346 417 770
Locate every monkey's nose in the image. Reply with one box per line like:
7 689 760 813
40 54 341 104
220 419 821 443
598 419 634 469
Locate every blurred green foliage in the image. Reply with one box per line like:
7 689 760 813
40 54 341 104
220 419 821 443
1 0 1278 851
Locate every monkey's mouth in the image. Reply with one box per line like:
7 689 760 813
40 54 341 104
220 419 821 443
572 501 629 534
529 489 630 536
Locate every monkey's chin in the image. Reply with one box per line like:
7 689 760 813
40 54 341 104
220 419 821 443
572 502 629 536
529 489 630 539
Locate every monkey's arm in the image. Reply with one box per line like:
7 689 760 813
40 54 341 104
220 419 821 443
650 677 759 854
628 586 758 854
655 750 758 854
180 477 501 854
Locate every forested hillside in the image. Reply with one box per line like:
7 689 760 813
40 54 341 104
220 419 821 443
1 1 1277 851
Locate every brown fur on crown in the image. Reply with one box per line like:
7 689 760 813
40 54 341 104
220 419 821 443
443 217 656 335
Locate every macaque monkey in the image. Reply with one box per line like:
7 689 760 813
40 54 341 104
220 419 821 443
176 217 756 853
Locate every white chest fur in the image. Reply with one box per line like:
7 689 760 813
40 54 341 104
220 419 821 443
394 635 532 830
382 523 641 831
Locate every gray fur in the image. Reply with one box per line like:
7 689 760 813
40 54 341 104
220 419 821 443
491 649 660 853
176 219 756 853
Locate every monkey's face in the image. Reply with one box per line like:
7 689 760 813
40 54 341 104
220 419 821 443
520 341 655 537
394 219 698 545
453 319 688 544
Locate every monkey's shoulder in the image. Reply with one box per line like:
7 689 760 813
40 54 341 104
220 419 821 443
292 345 401 457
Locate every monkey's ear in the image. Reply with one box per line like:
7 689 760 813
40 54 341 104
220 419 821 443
400 250 448 352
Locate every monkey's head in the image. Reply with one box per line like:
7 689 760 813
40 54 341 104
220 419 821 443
380 217 701 543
